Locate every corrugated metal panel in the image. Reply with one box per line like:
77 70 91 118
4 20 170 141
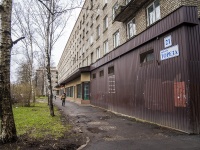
90 6 200 133
186 19 200 133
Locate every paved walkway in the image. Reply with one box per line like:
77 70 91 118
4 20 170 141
54 99 200 150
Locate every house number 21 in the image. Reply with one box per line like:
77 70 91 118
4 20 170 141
164 35 172 48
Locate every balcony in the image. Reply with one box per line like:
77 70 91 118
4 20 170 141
114 0 148 22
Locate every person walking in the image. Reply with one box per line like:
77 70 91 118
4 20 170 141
61 93 66 106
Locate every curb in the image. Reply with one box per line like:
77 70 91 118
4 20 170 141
77 137 90 150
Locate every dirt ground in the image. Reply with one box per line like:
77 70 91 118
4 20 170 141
0 109 86 150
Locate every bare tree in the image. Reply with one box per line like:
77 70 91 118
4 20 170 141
0 0 17 143
35 0 77 116
12 1 36 106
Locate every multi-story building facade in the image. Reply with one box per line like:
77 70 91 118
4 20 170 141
36 67 58 96
57 0 200 133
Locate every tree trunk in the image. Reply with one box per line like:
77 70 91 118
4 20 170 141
0 0 17 143
45 0 54 117
29 28 35 104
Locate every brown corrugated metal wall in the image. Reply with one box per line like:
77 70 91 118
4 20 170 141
90 6 200 133
187 19 200 133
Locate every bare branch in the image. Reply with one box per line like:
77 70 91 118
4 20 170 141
38 0 54 15
13 37 25 45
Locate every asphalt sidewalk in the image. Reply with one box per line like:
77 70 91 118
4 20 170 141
54 98 200 150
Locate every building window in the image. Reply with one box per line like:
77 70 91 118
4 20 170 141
67 88 70 96
77 52 79 60
91 15 94 27
77 84 82 98
113 30 120 48
82 45 85 53
67 86 74 97
127 18 136 39
126 0 131 5
112 2 118 20
140 50 154 64
86 56 88 65
90 0 93 9
99 70 104 77
86 38 89 49
96 5 100 19
91 52 93 64
83 82 90 100
83 14 85 24
103 0 108 9
92 73 96 79
147 0 160 26
96 47 100 59
90 34 93 45
103 15 108 31
108 66 114 75
96 25 100 40
83 29 85 39
103 39 109 54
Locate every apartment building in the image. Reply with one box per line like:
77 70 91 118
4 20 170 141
36 67 58 96
57 0 200 133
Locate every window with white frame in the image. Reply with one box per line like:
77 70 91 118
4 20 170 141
82 44 85 53
96 47 101 59
96 25 100 39
113 30 120 48
90 34 93 45
127 18 136 39
103 40 109 54
147 0 160 26
112 2 118 20
103 15 108 31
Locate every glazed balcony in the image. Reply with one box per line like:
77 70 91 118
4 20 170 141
114 0 148 22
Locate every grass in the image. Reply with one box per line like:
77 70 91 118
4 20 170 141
13 102 71 139
36 96 48 99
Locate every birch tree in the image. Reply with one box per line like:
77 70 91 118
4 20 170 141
35 0 75 116
0 0 17 143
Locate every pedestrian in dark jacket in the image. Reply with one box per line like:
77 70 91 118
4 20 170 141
61 93 66 106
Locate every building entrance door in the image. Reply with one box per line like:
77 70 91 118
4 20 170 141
83 82 90 100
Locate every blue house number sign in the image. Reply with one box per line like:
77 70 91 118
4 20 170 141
164 35 172 48
160 45 179 61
